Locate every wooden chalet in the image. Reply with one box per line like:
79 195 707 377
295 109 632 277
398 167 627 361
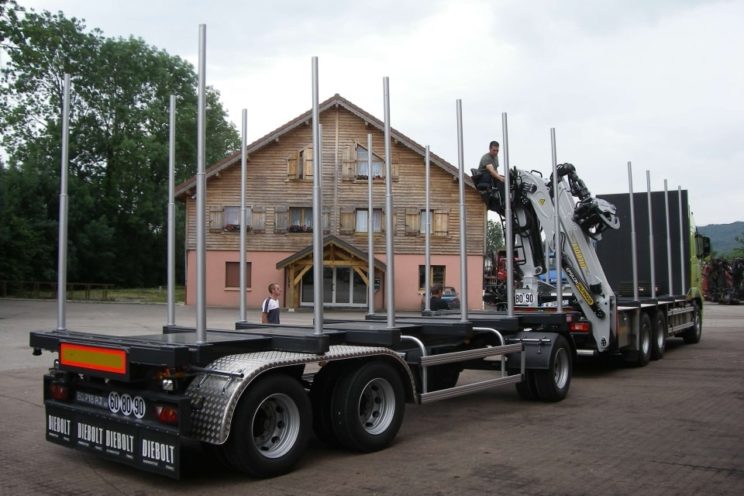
175 94 487 312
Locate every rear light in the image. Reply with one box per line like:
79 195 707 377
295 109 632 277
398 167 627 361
155 405 179 425
50 383 70 401
569 321 592 333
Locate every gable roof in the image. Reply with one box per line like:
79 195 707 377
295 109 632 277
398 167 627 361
175 93 475 198
275 235 387 271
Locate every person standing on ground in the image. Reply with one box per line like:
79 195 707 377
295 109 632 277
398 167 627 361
261 283 281 324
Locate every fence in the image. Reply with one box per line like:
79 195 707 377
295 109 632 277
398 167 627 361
0 281 114 301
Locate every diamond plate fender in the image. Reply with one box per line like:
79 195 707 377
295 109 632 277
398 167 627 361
185 344 415 444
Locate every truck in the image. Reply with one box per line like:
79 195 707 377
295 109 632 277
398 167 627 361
472 163 709 368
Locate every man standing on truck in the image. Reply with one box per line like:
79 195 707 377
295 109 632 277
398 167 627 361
475 141 506 213
261 283 281 324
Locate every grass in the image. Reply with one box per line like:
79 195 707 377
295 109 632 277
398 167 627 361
104 286 185 304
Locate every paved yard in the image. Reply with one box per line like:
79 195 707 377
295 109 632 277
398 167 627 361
0 299 742 495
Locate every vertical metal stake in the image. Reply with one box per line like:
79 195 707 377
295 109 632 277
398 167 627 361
311 57 323 335
646 170 656 299
678 186 686 295
551 128 562 312
503 113 514 316
167 95 176 326
424 145 431 312
195 24 208 342
57 73 71 331
383 77 395 329
664 179 673 295
239 109 248 322
368 133 375 315
627 162 639 301
456 100 468 322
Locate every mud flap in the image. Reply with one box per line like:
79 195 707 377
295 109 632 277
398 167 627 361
505 331 567 370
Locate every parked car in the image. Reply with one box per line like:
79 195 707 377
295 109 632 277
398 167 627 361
421 286 460 310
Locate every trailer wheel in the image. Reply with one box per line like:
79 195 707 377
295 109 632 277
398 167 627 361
331 360 405 452
226 373 311 478
682 303 703 344
310 362 348 447
533 335 572 402
515 370 539 401
651 309 667 360
625 312 652 366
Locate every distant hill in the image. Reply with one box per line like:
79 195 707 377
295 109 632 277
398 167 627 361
698 222 744 256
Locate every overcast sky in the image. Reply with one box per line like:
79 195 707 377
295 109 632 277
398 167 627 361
21 0 744 226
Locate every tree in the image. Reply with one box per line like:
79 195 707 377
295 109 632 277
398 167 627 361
486 218 504 256
0 4 240 286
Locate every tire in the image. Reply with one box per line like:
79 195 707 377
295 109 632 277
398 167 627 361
226 373 311 478
651 309 667 360
515 369 539 401
533 335 573 402
683 303 703 344
624 312 652 367
310 362 348 447
331 360 405 452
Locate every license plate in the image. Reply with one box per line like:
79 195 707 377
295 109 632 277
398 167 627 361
515 288 537 306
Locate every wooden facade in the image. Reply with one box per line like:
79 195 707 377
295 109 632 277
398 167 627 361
176 95 487 311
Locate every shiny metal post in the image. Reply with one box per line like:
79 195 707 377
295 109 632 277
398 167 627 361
367 133 375 315
627 162 639 301
56 73 71 331
646 170 656 299
664 179 673 295
167 95 176 326
311 57 323 335
551 128 562 312
383 77 395 328
456 100 468 322
678 185 685 294
239 109 248 321
195 25 207 342
503 113 514 316
424 145 431 312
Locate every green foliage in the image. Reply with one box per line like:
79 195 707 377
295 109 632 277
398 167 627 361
486 218 504 255
0 4 239 285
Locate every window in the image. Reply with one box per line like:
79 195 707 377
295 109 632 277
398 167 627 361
355 146 384 179
225 261 252 288
223 206 252 232
289 207 313 232
287 146 313 180
419 265 446 290
355 208 382 233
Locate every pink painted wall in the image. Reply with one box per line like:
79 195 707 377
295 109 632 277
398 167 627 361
187 250 484 311
379 254 485 311
185 250 285 308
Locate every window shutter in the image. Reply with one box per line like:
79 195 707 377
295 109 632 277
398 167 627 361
287 150 299 179
339 206 355 235
405 208 420 236
275 205 289 234
433 209 449 236
392 161 400 180
323 208 331 234
342 144 356 180
253 206 266 233
303 146 313 179
209 207 224 232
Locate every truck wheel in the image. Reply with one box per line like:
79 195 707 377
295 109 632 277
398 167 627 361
310 362 348 447
226 373 311 478
533 335 572 402
651 309 667 360
683 303 703 344
331 360 405 452
515 369 539 401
